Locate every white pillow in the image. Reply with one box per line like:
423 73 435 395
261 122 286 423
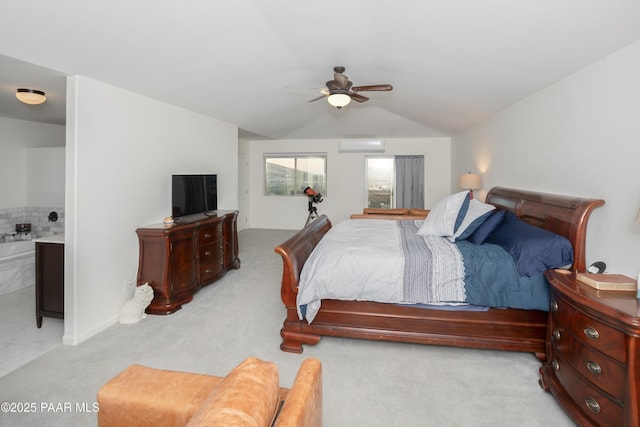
417 191 469 237
447 199 496 242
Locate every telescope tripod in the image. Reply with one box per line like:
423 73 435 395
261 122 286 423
305 199 319 226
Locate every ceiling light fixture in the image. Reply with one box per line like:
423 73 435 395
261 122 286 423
16 88 46 105
327 93 351 109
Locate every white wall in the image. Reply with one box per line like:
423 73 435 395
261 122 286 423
0 117 65 209
452 40 640 277
248 137 451 229
64 75 238 344
26 147 65 207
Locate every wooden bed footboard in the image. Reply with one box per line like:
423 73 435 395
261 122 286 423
274 187 604 356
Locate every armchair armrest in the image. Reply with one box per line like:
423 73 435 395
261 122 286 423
273 358 322 427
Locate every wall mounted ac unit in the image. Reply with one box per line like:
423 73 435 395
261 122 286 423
338 139 385 153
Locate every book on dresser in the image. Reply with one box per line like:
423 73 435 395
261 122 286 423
576 272 637 291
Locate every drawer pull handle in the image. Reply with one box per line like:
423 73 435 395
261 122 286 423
584 398 601 413
552 329 561 341
552 360 560 371
205 251 212 256
204 233 211 239
205 268 213 274
586 361 602 376
583 326 599 341
550 300 558 312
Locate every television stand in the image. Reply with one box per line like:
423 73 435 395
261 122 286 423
135 210 239 314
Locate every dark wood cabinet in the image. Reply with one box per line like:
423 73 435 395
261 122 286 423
35 241 65 327
540 270 640 427
135 210 239 315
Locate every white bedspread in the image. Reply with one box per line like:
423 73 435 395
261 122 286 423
297 219 465 323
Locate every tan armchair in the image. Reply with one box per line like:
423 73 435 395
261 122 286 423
97 357 322 427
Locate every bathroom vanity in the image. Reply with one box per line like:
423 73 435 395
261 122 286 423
35 234 64 328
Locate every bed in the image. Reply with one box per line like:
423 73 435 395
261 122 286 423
274 187 604 359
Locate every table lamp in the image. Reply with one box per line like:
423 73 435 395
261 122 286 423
459 172 481 199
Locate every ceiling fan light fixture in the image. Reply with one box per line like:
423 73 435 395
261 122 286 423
16 88 46 105
327 93 351 109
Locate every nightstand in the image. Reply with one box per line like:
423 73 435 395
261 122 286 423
540 270 640 427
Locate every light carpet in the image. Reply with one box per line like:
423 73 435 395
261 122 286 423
0 228 574 427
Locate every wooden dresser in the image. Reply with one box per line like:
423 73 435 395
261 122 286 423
135 210 239 314
540 270 640 426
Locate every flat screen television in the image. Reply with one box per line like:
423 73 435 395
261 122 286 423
171 174 217 219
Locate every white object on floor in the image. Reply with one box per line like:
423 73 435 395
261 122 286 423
118 283 154 324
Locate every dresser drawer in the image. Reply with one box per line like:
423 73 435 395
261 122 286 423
553 355 624 427
199 242 224 262
198 222 223 244
552 296 627 362
551 332 626 400
199 257 225 283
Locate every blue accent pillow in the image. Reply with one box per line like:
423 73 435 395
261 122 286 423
449 199 496 242
485 212 573 276
454 210 494 241
453 193 471 233
467 209 506 245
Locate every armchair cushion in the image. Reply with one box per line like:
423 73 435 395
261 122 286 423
186 357 280 426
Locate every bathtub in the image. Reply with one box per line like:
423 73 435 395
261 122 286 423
0 239 36 295
0 239 35 261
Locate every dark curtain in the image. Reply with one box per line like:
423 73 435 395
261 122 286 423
395 155 424 209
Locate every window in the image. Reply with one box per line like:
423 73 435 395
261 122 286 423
366 155 424 209
265 154 327 196
366 157 394 208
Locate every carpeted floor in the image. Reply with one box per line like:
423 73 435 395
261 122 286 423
0 228 575 426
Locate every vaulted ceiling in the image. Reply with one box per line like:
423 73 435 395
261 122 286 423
1 1 639 140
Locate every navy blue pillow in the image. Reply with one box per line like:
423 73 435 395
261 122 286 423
485 212 573 276
455 210 494 241
453 192 471 233
467 209 506 245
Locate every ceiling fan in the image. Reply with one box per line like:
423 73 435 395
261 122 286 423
308 66 393 109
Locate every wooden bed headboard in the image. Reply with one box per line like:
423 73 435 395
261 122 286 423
485 187 604 272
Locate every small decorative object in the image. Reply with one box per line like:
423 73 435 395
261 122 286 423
163 216 174 224
48 211 58 222
576 273 637 291
118 283 154 324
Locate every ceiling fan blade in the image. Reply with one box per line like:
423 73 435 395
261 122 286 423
307 95 327 103
350 93 369 102
352 84 393 92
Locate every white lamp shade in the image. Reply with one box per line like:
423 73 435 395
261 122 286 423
459 173 480 190
327 93 351 108
16 88 46 105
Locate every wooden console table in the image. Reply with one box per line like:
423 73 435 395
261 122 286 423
135 210 239 314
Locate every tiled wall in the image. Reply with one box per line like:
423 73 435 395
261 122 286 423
0 207 65 241
0 207 64 294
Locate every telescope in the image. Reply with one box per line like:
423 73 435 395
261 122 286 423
304 187 323 204
304 187 323 226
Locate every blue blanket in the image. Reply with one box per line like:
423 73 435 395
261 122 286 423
455 240 550 311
